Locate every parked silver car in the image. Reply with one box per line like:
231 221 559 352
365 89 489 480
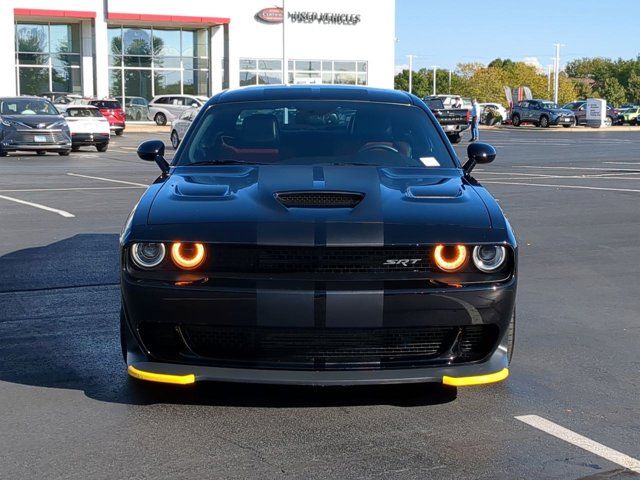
124 96 150 121
0 96 71 156
170 107 199 149
148 95 208 126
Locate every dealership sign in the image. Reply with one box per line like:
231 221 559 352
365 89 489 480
288 11 361 25
256 7 284 24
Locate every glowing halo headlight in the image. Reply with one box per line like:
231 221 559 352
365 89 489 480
171 242 206 270
131 242 165 269
433 244 467 272
472 245 507 273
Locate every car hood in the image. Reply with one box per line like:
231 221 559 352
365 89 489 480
549 108 573 115
144 166 494 245
0 114 65 128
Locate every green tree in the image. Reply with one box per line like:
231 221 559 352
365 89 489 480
597 76 627 106
627 72 640 104
394 69 430 98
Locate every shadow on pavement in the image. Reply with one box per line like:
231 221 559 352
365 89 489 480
0 234 457 407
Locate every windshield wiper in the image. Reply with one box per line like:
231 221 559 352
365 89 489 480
187 160 266 166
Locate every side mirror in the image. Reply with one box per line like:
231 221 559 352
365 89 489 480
191 102 198 108
137 140 170 175
463 142 496 175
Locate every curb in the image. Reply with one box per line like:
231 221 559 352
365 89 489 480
124 124 171 133
481 124 639 133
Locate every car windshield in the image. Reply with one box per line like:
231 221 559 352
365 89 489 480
541 102 559 109
92 101 121 109
424 99 445 110
0 98 58 115
67 108 103 118
179 100 456 168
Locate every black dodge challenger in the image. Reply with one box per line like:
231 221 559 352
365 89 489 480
120 85 517 387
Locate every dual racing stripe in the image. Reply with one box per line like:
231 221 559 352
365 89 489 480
254 166 386 328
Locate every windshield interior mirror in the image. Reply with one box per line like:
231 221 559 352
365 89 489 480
463 142 496 175
137 140 170 175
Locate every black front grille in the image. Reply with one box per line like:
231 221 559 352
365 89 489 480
209 246 432 274
13 131 67 144
138 324 499 370
275 191 364 208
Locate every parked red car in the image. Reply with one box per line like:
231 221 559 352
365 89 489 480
88 99 125 135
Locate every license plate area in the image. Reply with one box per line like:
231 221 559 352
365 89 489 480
34 135 48 142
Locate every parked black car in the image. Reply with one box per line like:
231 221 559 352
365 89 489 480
0 96 71 156
511 99 575 127
121 85 517 387
562 101 618 127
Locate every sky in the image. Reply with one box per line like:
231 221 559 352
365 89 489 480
395 0 640 73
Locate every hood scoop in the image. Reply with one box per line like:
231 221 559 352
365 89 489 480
275 191 364 208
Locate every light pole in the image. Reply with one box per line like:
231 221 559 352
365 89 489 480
547 64 553 94
431 65 438 95
553 43 564 104
407 54 414 94
448 69 452 94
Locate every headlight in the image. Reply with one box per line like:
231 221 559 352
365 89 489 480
131 242 166 268
472 245 506 272
433 244 467 272
171 242 206 270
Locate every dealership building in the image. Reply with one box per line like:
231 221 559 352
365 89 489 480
0 0 395 107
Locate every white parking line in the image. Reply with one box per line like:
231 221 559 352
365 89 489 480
0 186 144 193
66 172 148 187
516 415 640 473
483 181 640 194
604 161 640 165
0 194 75 218
514 166 640 172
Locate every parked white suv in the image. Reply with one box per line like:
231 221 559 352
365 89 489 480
148 95 208 125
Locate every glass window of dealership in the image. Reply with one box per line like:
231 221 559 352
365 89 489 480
15 22 368 99
15 22 82 94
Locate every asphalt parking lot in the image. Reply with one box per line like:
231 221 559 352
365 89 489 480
2 128 640 479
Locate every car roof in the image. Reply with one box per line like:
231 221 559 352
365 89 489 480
213 85 413 105
66 105 99 109
2 96 51 101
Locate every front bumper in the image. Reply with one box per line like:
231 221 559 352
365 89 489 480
1 129 71 151
71 133 110 146
122 275 516 386
552 115 575 125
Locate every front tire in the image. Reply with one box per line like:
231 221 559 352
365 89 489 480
96 143 108 152
155 112 167 126
58 150 71 156
604 116 613 127
448 133 461 144
511 113 521 126
0 149 7 157
170 130 180 149
37 150 46 156
115 129 124 136
71 145 80 152
539 115 550 128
